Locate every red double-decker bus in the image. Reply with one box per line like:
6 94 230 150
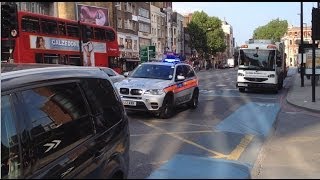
1 11 123 73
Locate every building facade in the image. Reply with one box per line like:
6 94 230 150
221 20 234 61
150 4 166 60
137 2 151 49
172 12 184 56
281 25 312 67
113 2 139 71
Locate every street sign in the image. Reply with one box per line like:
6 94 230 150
140 45 156 62
140 46 148 62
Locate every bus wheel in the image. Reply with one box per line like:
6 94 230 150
239 88 245 93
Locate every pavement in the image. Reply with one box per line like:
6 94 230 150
286 68 320 112
251 68 320 178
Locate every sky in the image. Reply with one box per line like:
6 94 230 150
172 2 317 46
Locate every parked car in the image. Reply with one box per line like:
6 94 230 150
1 63 130 179
99 67 125 83
114 60 199 119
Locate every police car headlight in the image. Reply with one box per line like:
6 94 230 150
144 89 164 95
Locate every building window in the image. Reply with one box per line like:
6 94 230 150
132 4 136 15
134 40 138 50
124 19 133 30
18 2 50 15
139 23 150 33
124 2 133 13
139 8 149 18
116 2 121 10
290 40 292 45
117 18 122 29
119 37 124 46
125 39 132 49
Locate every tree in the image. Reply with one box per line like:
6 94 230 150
186 11 226 59
253 18 288 42
206 16 226 56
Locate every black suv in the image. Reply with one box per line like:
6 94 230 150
1 64 130 179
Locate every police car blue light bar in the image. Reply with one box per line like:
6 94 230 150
162 58 181 63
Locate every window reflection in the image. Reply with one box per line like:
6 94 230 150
1 95 21 179
21 83 93 169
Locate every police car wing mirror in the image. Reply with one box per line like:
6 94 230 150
176 75 185 81
124 72 130 77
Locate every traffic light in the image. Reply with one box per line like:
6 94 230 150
312 8 320 40
1 3 18 38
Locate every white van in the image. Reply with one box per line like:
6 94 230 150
227 58 235 68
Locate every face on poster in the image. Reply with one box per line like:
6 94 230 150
77 4 109 26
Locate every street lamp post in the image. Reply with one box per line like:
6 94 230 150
300 2 304 87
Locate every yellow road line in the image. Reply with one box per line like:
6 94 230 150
226 134 254 160
131 130 214 137
138 120 255 161
138 120 228 158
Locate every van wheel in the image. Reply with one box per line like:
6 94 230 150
159 96 174 119
239 88 245 93
188 89 199 109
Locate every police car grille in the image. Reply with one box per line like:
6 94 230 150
120 88 129 94
130 89 143 95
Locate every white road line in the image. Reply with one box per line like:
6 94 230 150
149 120 212 127
200 94 277 100
131 130 214 137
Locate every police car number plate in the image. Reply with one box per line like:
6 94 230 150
123 100 137 106
238 83 248 87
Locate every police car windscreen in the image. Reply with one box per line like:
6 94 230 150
130 64 174 80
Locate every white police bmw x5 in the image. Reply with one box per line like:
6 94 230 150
114 60 199 119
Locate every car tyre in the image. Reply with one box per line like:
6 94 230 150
159 96 174 119
239 88 245 93
188 89 199 109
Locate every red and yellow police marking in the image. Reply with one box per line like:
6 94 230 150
164 78 199 93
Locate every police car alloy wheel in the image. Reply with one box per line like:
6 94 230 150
159 96 174 119
188 89 199 109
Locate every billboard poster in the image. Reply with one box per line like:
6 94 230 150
30 35 107 66
77 4 109 26
305 49 320 74
30 35 80 51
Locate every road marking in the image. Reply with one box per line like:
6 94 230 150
200 94 277 100
287 136 320 143
138 120 228 158
150 120 212 128
226 134 254 160
216 84 227 87
131 130 214 137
